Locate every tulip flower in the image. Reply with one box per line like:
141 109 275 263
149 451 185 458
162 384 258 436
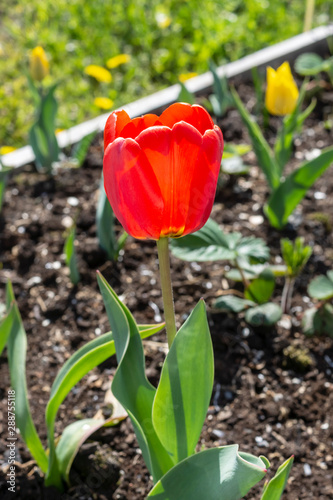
265 61 299 116
30 46 49 82
103 103 223 240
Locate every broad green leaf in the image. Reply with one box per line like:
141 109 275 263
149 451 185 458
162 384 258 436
177 82 195 104
308 274 333 300
56 418 105 484
97 272 173 482
152 300 213 463
147 444 267 499
225 264 287 282
294 53 328 75
245 302 282 327
45 322 163 485
213 295 255 313
303 304 333 338
64 225 80 285
244 269 275 304
261 455 294 500
231 87 280 190
171 218 268 263
4 283 49 475
265 146 333 229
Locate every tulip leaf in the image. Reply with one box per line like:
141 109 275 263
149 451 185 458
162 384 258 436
264 146 333 229
231 87 280 190
72 131 96 167
97 271 173 482
45 321 164 486
64 225 80 285
177 82 195 104
213 295 255 313
260 455 294 500
56 418 106 484
308 274 333 300
0 303 15 356
4 282 49 475
245 302 282 327
147 444 267 499
152 300 213 463
170 218 269 263
244 269 275 304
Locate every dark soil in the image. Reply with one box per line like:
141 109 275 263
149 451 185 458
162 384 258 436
0 73 333 500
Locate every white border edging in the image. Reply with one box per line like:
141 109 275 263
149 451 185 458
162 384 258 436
2 24 332 169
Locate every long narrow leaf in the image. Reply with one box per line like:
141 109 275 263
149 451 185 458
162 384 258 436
261 455 294 500
265 146 333 229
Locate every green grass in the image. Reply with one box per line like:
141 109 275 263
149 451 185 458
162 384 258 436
1 0 332 148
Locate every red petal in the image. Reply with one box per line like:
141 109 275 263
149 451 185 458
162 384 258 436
160 103 215 135
120 114 162 139
183 126 224 235
136 122 209 236
104 110 131 150
103 138 164 239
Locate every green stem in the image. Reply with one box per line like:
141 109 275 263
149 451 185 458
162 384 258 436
157 237 177 348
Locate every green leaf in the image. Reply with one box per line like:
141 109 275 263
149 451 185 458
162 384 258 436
4 283 49 475
171 218 269 263
72 131 96 167
45 322 163 486
281 237 312 278
97 272 173 482
261 455 294 500
177 82 195 104
56 418 105 484
213 295 255 313
221 155 250 175
294 53 327 75
64 225 80 285
265 146 333 229
231 87 280 190
308 274 333 300
147 444 267 499
209 60 233 116
244 269 275 304
245 302 282 327
0 166 11 212
152 300 213 463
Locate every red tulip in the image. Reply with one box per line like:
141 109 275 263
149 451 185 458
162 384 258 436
103 103 223 240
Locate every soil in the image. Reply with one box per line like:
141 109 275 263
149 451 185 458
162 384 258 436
0 72 333 500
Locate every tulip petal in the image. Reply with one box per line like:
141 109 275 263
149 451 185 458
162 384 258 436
104 110 131 150
120 114 162 140
104 138 164 239
160 103 215 135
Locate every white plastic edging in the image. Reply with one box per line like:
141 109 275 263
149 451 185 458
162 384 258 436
2 24 332 170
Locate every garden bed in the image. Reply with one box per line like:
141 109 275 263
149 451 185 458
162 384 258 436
1 67 333 499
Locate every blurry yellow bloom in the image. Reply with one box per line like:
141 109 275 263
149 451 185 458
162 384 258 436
84 65 112 83
265 62 299 116
55 128 65 135
30 46 49 82
106 54 131 69
0 146 16 155
155 12 171 29
94 97 114 110
179 72 198 83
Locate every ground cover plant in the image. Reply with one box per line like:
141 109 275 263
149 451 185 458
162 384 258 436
1 35 333 500
1 0 332 148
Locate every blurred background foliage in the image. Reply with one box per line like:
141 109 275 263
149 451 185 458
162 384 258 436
1 0 332 148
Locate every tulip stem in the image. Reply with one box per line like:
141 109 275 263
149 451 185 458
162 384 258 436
157 237 177 348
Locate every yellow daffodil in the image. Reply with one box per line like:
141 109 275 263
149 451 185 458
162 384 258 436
179 72 198 83
84 65 112 83
30 46 49 82
106 54 131 69
94 97 114 110
265 61 299 116
0 146 16 155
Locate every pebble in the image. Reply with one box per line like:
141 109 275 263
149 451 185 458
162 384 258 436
61 215 74 228
249 215 264 226
212 429 225 439
305 148 321 161
313 191 326 200
67 196 79 206
303 463 312 476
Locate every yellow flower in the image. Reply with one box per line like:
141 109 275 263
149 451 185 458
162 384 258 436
84 65 112 83
55 128 65 135
106 54 131 69
0 146 16 155
265 61 299 116
179 72 198 83
94 97 114 110
30 46 49 82
155 12 171 29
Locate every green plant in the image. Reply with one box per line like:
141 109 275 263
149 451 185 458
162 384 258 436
208 60 234 117
302 270 333 336
0 280 164 489
0 164 11 213
63 224 80 285
295 52 333 86
280 237 312 312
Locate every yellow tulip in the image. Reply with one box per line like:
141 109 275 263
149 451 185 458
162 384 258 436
30 46 49 82
84 65 112 83
106 54 131 69
265 62 299 116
